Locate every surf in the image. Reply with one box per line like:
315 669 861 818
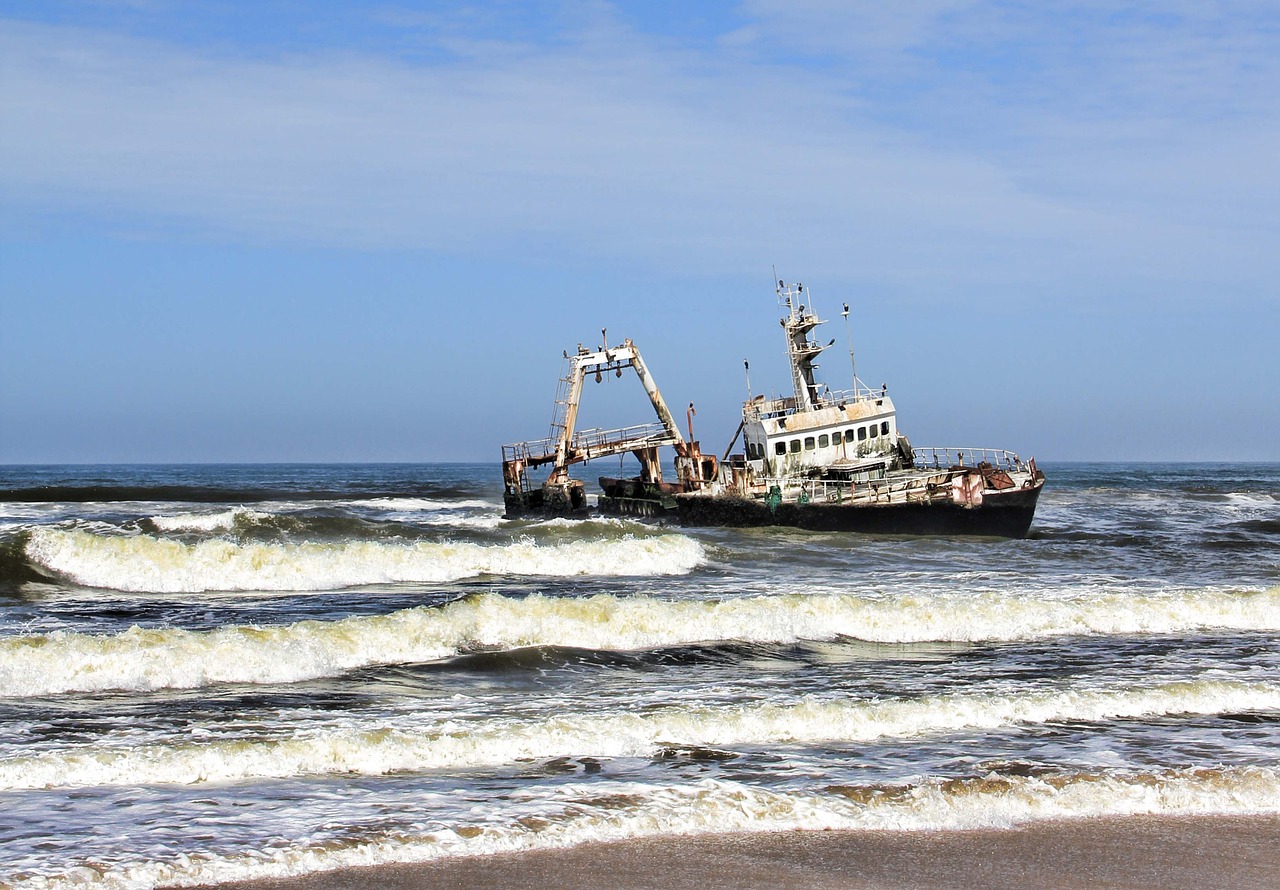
4 586 1280 696
32 766 1280 889
23 526 705 593
3 677 1278 791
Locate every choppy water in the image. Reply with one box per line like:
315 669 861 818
0 462 1278 888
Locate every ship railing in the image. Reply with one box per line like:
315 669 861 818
570 422 674 452
760 472 950 506
742 396 794 420
910 447 1026 473
815 384 888 408
743 385 887 420
502 438 559 465
503 422 675 466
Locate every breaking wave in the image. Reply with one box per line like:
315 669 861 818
146 509 271 533
411 512 507 530
2 587 1279 696
22 527 704 593
4 679 1277 790
26 766 1280 889
347 498 497 511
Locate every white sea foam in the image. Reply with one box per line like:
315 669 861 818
3 586 1279 697
3 678 1277 791
1221 492 1279 506
411 512 507 530
24 766 1280 889
536 516 638 528
347 497 497 511
150 501 508 532
23 527 704 593
147 509 270 533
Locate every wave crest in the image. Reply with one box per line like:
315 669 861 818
2 586 1279 696
4 678 1277 790
146 509 270 533
31 767 1280 888
23 527 704 593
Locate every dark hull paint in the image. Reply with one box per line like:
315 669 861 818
672 482 1045 538
503 478 591 520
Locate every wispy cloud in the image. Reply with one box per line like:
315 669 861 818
1 3 1276 299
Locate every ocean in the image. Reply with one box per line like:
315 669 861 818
0 462 1278 887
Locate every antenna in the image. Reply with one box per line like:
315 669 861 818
841 302 857 389
744 359 752 398
772 264 789 311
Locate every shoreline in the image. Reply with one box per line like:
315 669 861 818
196 813 1280 890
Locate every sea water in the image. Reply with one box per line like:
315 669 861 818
0 462 1277 887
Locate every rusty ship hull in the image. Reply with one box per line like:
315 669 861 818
598 464 1046 538
672 482 1043 537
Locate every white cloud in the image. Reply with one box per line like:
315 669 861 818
1 5 1277 300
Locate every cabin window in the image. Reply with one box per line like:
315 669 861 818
846 428 857 441
775 441 786 456
790 439 801 454
804 436 816 451
831 431 842 445
881 421 889 435
858 427 867 441
818 434 829 448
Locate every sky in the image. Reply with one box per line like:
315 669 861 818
1 0 1277 463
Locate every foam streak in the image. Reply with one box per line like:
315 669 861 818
3 587 1279 697
23 767 1280 889
2 679 1278 790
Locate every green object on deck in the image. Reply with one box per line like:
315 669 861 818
766 485 782 515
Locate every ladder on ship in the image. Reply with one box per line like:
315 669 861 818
547 356 573 447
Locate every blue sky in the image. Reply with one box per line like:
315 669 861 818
1 1 1277 463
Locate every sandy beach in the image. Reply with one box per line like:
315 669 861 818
199 814 1280 890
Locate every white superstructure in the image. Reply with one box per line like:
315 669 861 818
741 280 901 480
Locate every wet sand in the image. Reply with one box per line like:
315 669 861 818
200 814 1280 889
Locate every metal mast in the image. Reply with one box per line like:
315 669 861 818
776 278 829 410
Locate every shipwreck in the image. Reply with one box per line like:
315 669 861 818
502 278 1045 537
